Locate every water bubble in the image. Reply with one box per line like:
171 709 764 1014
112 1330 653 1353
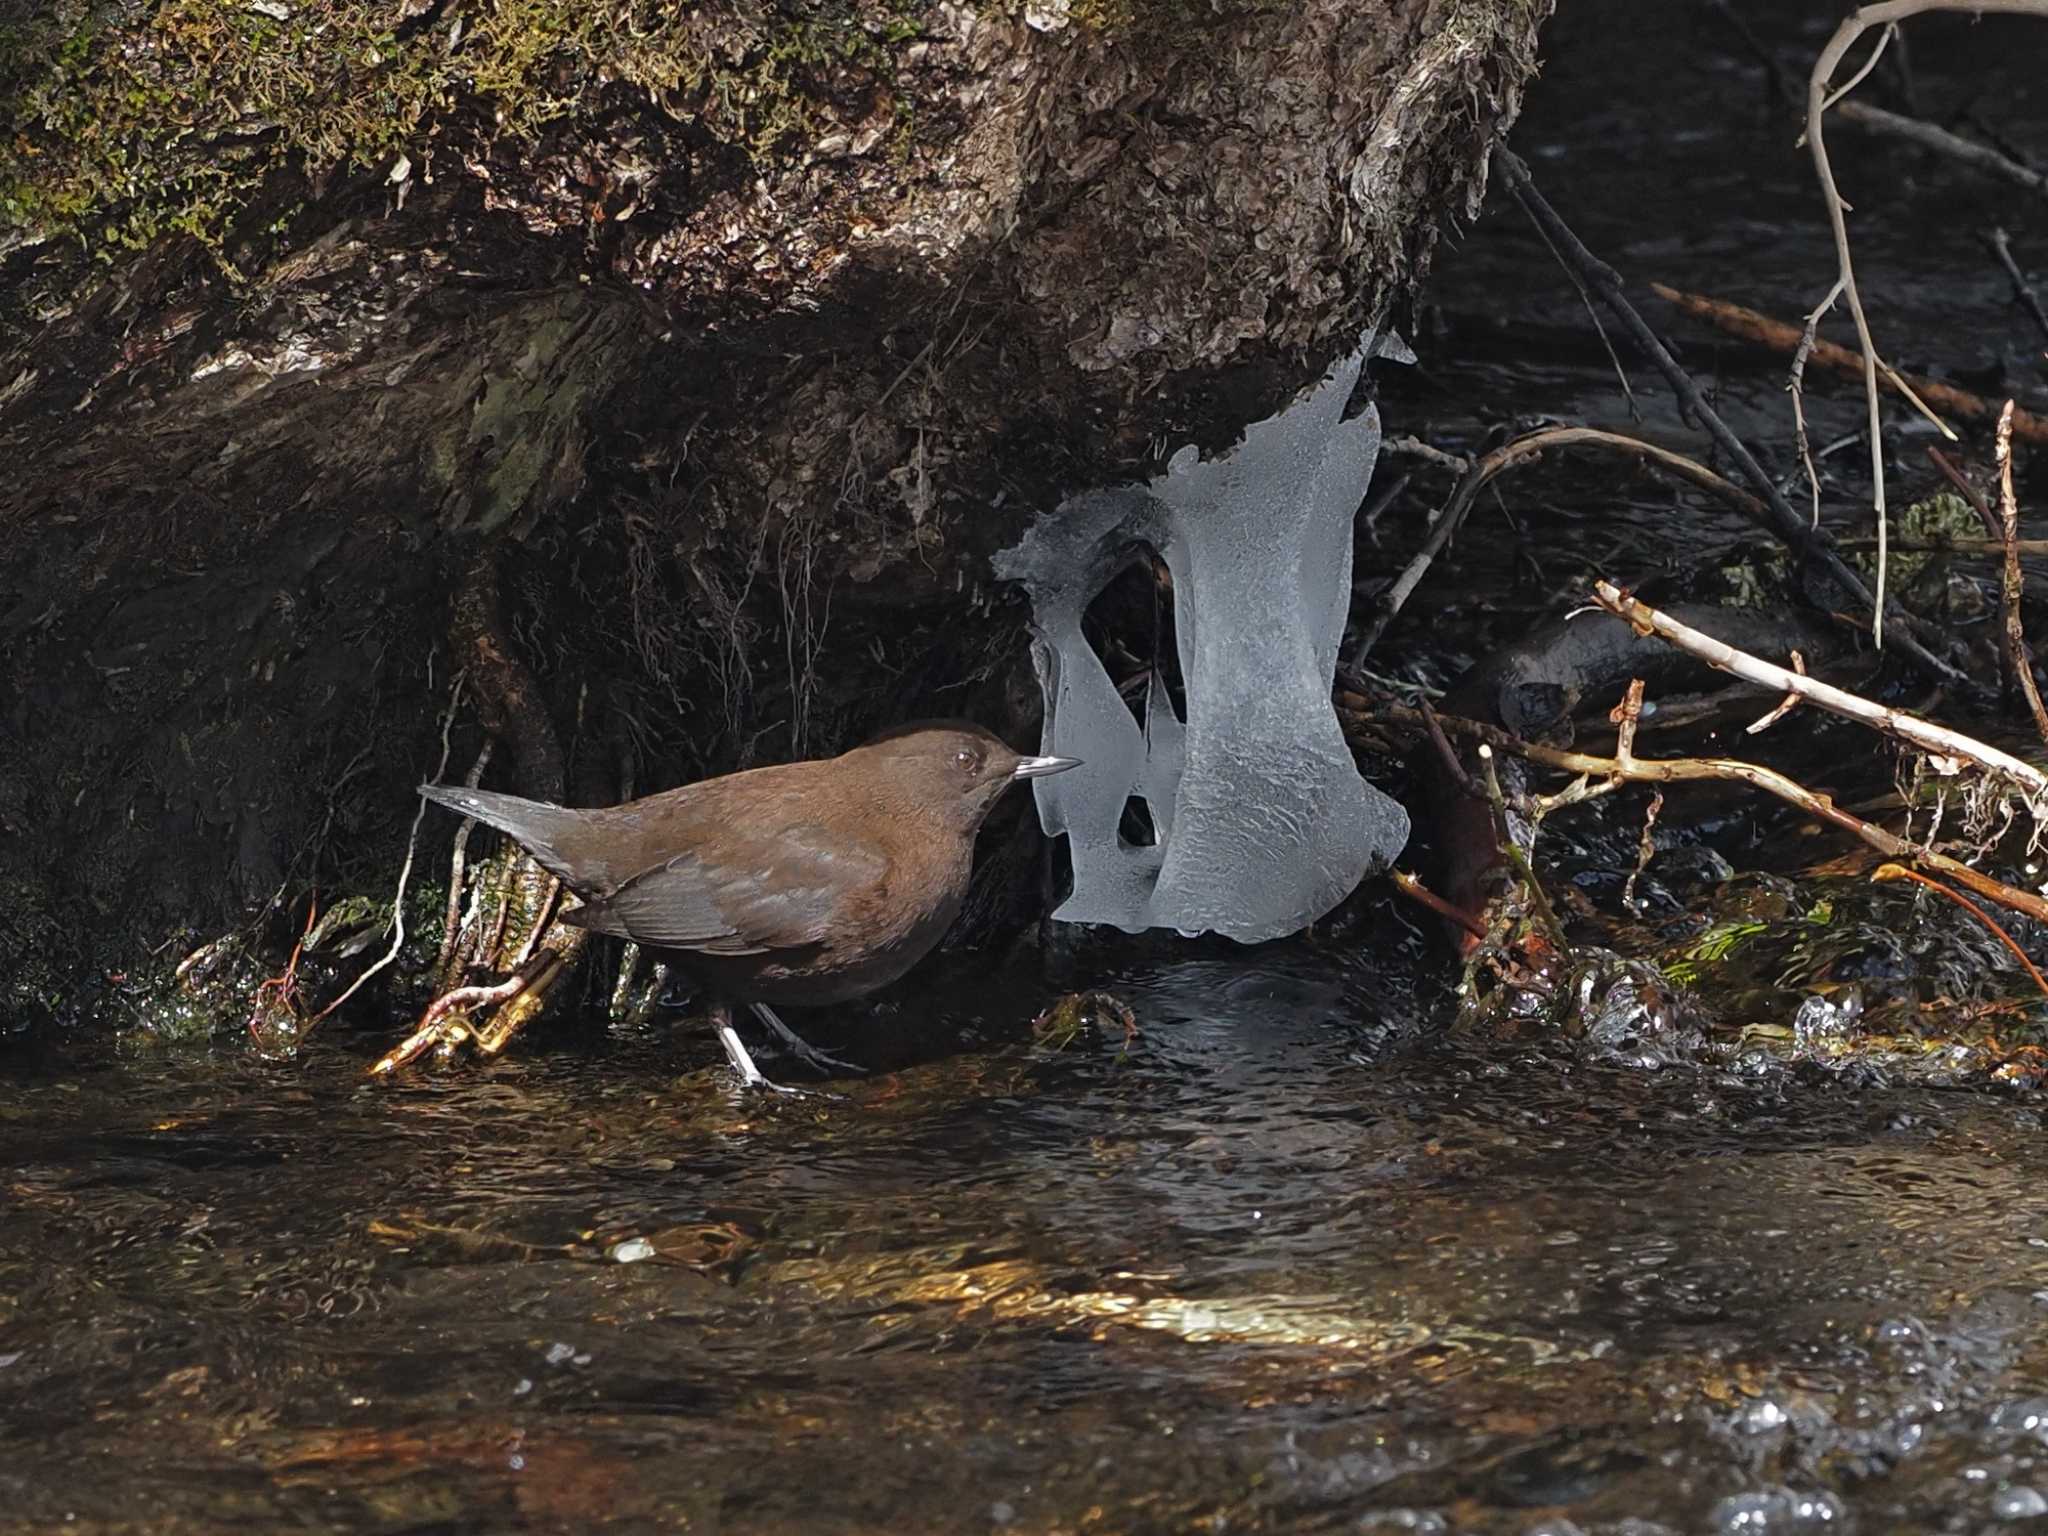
1358 1511 1447 1534
1792 992 1858 1051
1994 1487 2048 1521
544 1342 576 1366
1991 1399 2048 1442
609 1237 657 1264
1710 1488 1843 1531
1738 1399 1791 1434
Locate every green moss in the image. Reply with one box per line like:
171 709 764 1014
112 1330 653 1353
0 0 927 262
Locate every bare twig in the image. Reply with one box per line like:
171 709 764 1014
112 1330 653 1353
1791 277 1846 525
1832 534 2048 555
1986 226 2048 346
1491 144 1962 687
1995 401 2048 748
1392 868 1488 941
1520 205 1640 419
311 671 466 1027
1803 0 2048 645
1927 445 1999 535
1610 677 1646 766
1420 699 1484 802
1746 650 1808 736
1383 435 1473 474
1809 15 1899 642
1358 469 1412 546
1479 743 1569 952
1817 21 1897 116
1349 424 1770 666
1592 580 2048 802
1624 789 1665 914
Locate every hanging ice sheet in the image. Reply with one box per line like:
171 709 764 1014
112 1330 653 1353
993 332 1412 943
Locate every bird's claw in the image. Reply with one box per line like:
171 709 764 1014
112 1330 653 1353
775 1036 868 1077
748 1002 867 1077
712 1018 841 1098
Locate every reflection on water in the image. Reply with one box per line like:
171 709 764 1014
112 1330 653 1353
7 940 2048 1534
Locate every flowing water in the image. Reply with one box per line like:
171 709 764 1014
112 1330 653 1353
9 953 2048 1534
10 3 2048 1532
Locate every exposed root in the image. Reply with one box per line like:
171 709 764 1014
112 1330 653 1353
370 947 569 1077
245 896 319 1057
306 671 466 1035
436 738 495 980
374 549 590 1077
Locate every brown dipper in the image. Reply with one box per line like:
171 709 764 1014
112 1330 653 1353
419 721 1078 1089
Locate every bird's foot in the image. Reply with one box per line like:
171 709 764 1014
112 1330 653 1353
749 1002 868 1077
711 1018 819 1098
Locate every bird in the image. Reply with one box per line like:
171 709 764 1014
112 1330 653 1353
417 720 1080 1090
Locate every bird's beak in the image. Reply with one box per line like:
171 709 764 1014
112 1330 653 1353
1011 754 1082 780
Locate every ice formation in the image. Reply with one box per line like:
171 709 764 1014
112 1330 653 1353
993 332 1412 943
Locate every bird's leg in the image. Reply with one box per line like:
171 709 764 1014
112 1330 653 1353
748 1001 867 1076
707 1000 808 1096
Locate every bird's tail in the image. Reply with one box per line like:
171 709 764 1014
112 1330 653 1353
417 783 598 889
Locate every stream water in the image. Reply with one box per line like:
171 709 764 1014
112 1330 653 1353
9 3 2048 1532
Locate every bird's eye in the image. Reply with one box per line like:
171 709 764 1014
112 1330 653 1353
955 749 977 771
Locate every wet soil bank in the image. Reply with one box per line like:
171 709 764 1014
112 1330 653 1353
0 0 1548 1022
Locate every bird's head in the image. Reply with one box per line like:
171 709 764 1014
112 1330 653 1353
853 720 1079 833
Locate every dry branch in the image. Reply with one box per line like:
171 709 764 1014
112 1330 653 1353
1347 700 2048 930
1653 284 2048 442
1591 580 2048 803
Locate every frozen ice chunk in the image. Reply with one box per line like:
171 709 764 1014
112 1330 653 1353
994 334 1410 942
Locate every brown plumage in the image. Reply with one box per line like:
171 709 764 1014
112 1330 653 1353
419 721 1078 1085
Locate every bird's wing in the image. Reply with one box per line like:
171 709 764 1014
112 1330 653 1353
562 821 889 956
